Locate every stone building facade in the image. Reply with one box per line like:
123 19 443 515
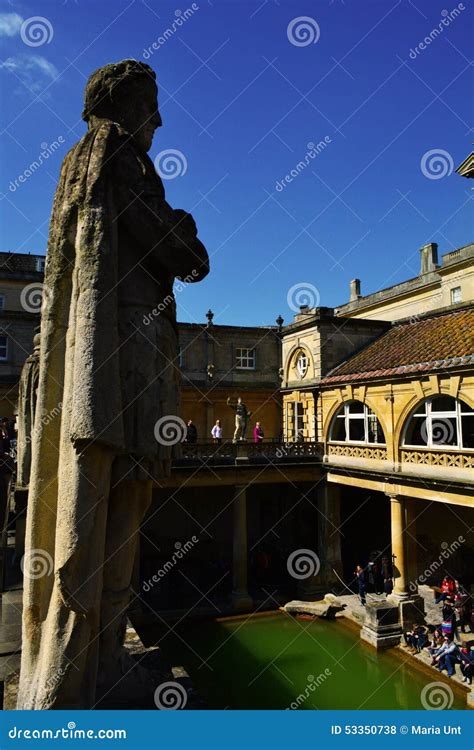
0 253 45 417
179 316 282 440
281 309 389 442
334 242 474 322
318 305 473 616
0 253 283 437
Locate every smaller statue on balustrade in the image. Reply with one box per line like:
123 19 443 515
227 396 251 443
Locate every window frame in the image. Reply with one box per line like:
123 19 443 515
329 401 386 446
0 334 8 362
295 350 309 379
235 347 256 370
403 396 473 451
450 286 462 305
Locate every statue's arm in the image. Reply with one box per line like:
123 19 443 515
110 133 209 281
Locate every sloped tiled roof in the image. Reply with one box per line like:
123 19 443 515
321 307 474 384
0 252 45 275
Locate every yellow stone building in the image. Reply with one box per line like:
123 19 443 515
280 242 473 620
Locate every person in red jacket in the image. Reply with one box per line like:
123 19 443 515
435 575 456 604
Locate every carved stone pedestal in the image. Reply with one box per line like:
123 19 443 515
360 601 402 650
387 593 425 629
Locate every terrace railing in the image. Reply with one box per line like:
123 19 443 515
174 440 324 466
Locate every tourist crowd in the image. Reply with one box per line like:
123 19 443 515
403 576 473 683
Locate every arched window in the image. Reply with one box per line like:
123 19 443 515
403 396 474 450
329 401 385 445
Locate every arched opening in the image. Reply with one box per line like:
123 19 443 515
329 400 386 445
402 395 474 450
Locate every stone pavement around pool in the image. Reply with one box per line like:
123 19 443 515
330 585 473 705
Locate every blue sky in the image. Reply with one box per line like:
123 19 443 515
0 0 472 326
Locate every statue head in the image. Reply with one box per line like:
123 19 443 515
82 59 162 152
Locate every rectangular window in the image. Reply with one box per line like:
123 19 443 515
36 257 46 273
451 286 461 304
294 402 304 441
235 347 255 370
0 335 8 361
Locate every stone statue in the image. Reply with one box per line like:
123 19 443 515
18 60 209 709
16 329 41 493
227 397 251 443
12 328 41 561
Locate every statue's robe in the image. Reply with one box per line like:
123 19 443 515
18 122 208 709
16 346 40 491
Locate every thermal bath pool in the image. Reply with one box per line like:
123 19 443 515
152 612 466 710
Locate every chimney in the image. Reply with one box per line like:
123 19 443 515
420 242 438 274
349 278 361 302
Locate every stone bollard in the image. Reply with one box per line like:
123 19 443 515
360 601 402 650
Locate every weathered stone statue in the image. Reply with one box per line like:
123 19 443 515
227 397 251 442
18 60 209 709
16 329 41 493
12 328 41 561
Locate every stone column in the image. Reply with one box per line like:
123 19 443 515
232 484 253 611
405 501 419 596
387 494 425 628
317 482 343 589
388 494 409 598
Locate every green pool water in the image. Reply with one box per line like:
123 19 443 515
153 613 466 710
